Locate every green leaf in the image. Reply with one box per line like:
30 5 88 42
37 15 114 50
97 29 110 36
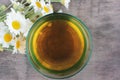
0 5 7 22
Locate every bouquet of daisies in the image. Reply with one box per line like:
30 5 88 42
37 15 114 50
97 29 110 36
0 0 70 54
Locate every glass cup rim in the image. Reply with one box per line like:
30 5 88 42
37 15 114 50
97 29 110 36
26 13 93 79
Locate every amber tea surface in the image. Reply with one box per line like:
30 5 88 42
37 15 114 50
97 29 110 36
33 20 84 71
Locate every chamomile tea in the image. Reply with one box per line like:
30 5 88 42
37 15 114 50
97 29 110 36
33 20 84 71
26 13 92 79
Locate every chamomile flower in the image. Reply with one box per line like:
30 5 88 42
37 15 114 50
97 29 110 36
31 0 45 13
0 22 14 48
5 8 33 37
41 1 53 16
61 0 71 9
13 35 26 54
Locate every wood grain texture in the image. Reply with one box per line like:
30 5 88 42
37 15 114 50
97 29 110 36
0 0 120 80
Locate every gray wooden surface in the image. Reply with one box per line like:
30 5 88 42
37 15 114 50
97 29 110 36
0 0 120 80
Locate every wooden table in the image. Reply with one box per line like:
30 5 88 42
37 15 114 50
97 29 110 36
0 0 120 80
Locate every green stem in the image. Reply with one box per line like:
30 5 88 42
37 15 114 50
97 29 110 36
0 44 3 51
21 0 25 4
25 9 34 19
24 6 33 15
0 15 6 19
4 48 13 52
0 15 6 22
0 4 12 14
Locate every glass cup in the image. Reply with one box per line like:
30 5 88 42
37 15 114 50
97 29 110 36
26 13 92 79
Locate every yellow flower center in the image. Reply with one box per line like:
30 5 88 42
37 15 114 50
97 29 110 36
12 20 21 30
16 40 20 49
4 33 12 42
35 1 42 8
44 6 49 13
